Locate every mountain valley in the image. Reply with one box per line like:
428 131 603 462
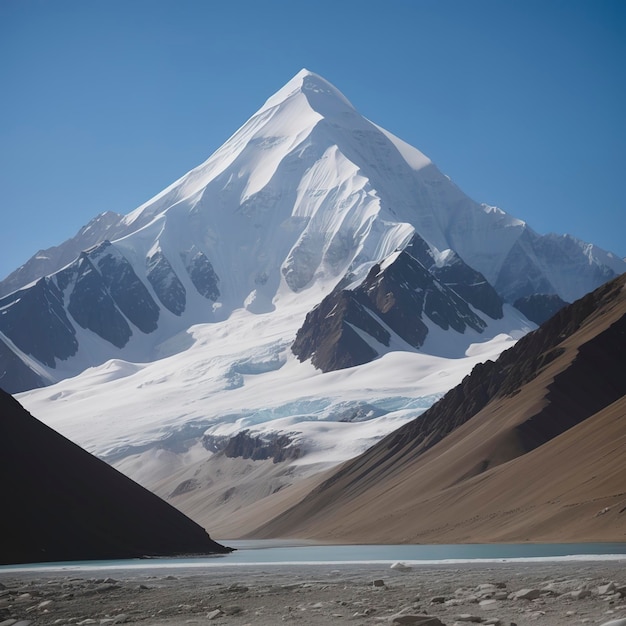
3 69 625 543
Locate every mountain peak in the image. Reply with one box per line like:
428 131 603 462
260 68 356 116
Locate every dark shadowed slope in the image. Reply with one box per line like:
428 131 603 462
0 390 232 565
250 273 626 543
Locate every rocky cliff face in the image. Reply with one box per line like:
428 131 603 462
513 293 568 325
0 340 49 393
222 431 302 463
0 236 221 379
292 235 503 372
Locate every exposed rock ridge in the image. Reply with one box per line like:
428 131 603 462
292 236 503 372
0 211 127 298
515 307 626 451
0 237 225 389
204 430 302 463
0 277 78 367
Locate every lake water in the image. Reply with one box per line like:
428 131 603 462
3 540 626 573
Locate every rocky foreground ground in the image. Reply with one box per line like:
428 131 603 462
0 560 625 626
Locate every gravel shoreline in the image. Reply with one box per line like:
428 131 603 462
1 560 625 626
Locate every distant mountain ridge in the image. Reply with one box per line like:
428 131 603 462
0 211 127 298
1 69 624 394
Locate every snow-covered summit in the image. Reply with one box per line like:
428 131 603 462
261 68 357 115
2 71 624 477
110 69 528 316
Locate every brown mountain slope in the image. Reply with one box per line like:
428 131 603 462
249 274 626 543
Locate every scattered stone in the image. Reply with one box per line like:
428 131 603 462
479 598 498 610
309 601 326 608
391 562 413 572
223 605 243 615
391 616 444 625
15 593 33 603
0 562 623 626
512 588 542 600
527 611 545 619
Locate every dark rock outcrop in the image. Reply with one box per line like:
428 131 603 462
146 250 187 315
0 277 78 367
0 241 163 380
291 290 385 371
59 251 135 348
0 389 232 565
182 249 220 300
514 293 568 325
292 243 497 372
404 234 503 320
204 430 302 463
0 338 47 393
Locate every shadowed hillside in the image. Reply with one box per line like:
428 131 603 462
0 390 232 565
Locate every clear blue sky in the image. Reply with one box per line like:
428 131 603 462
1 0 625 280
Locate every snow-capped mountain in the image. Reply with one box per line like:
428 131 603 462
3 70 625 529
2 70 623 390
